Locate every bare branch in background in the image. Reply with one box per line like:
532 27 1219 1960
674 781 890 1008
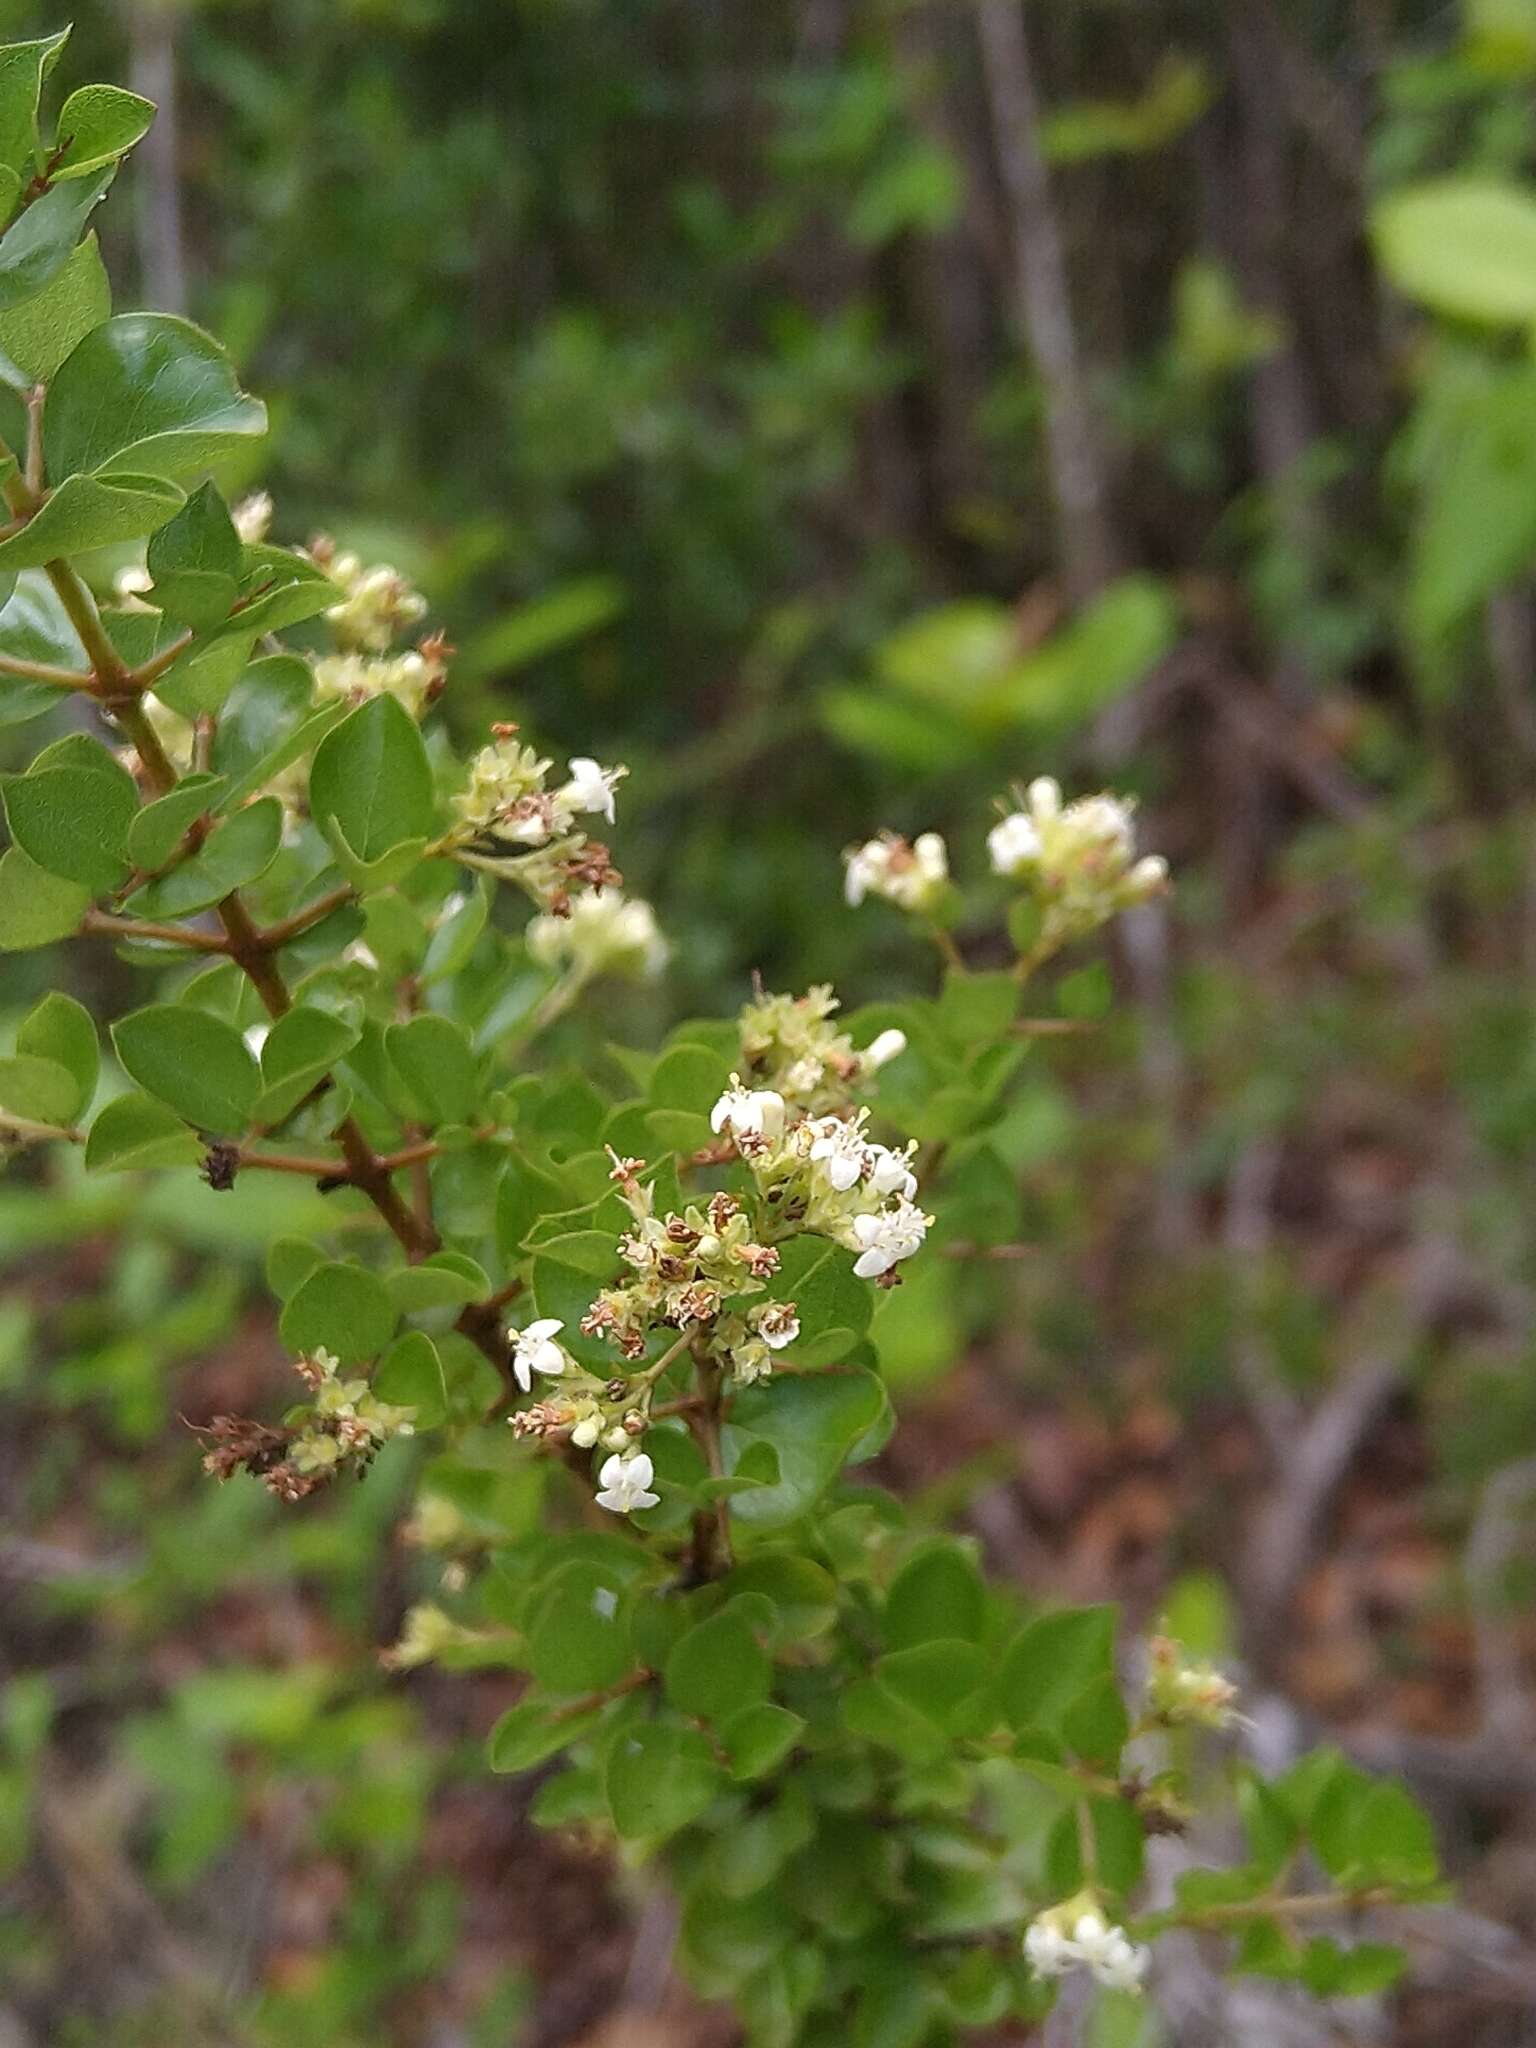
972 0 1118 602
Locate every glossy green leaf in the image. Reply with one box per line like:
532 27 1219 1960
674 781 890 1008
1000 1607 1118 1736
722 1702 805 1781
15 990 96 1118
0 32 70 179
488 1695 609 1775
83 1088 200 1172
606 1723 723 1840
883 1543 986 1648
0 167 113 315
278 1260 396 1364
124 797 282 918
112 1003 260 1133
45 313 266 482
385 1249 490 1312
528 1558 635 1693
0 842 88 948
3 746 138 891
124 773 227 872
0 231 108 382
371 1329 447 1428
0 573 84 725
255 1005 359 1126
0 470 183 571
50 84 155 180
146 481 241 630
308 694 436 865
386 1013 479 1127
0 1051 79 1125
723 1369 887 1529
665 1608 771 1722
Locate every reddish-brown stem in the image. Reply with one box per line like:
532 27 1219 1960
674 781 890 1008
236 1148 346 1179
257 883 357 951
81 910 231 953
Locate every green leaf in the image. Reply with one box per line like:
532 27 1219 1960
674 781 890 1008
0 232 108 382
50 84 155 181
84 1090 199 1172
423 885 488 981
1061 1674 1130 1768
999 1607 1118 1735
875 1641 990 1731
528 1558 636 1693
665 1608 771 1722
124 773 226 873
372 1330 447 1428
0 470 183 572
0 1052 79 1126
3 747 138 891
0 573 85 726
45 313 266 483
723 1369 887 1529
308 694 436 865
0 842 88 948
0 32 71 180
211 654 314 781
606 1724 723 1840
725 1554 839 1644
266 1236 325 1301
146 481 241 631
1373 178 1536 324
112 1003 260 1134
721 1702 805 1781
124 797 282 919
938 969 1019 1046
769 1233 872 1367
255 1005 359 1126
148 632 255 720
385 1013 479 1127
15 990 96 1118
385 1250 491 1312
488 1694 610 1775
0 167 113 315
884 1543 986 1649
278 1261 396 1364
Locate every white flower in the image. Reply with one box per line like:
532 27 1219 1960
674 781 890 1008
843 832 949 913
1070 1913 1149 1993
569 1414 602 1449
849 1197 930 1279
1023 1909 1148 1994
863 1028 907 1070
560 756 625 822
807 1113 868 1192
864 1143 918 1201
754 1303 800 1350
710 1076 786 1141
232 490 274 545
594 1450 659 1514
526 890 669 981
509 1316 567 1393
987 811 1041 878
1023 1920 1075 1979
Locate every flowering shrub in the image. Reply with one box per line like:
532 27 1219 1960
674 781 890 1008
0 36 1443 2043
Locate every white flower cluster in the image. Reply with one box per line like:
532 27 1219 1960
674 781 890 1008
711 1084 931 1285
312 645 447 720
285 1345 417 1481
988 776 1166 910
309 545 429 653
1024 1909 1149 1994
454 735 625 853
527 888 667 981
1145 1634 1243 1730
844 830 949 914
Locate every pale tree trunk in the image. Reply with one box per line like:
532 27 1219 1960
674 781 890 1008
129 0 188 316
972 0 1118 602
